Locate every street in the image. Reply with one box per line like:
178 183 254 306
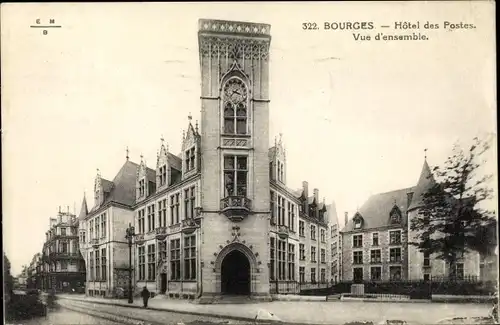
9 308 121 325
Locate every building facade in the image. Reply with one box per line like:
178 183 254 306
40 208 86 292
77 19 335 300
341 159 484 282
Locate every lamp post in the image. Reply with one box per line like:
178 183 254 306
125 223 135 304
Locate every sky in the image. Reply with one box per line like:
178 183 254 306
1 2 496 275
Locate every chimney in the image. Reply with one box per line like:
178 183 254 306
313 188 319 218
407 191 414 210
344 212 348 227
302 181 309 215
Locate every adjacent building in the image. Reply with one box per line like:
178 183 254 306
40 208 86 292
77 19 336 301
341 159 486 282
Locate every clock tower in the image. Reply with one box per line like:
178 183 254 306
197 19 272 301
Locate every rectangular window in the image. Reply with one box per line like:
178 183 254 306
95 216 100 240
389 266 402 280
175 194 180 224
372 233 379 246
310 225 316 240
288 243 295 280
353 251 363 264
311 268 316 283
270 191 275 224
299 220 305 237
89 220 94 240
290 203 295 231
101 213 106 238
138 246 145 281
185 148 196 172
138 209 145 234
299 243 305 261
320 248 326 263
370 250 381 263
170 239 181 280
320 269 326 283
139 179 145 197
299 267 305 283
184 235 196 280
158 199 167 228
95 250 100 281
353 234 363 248
277 196 285 226
321 229 326 243
61 228 67 236
287 202 292 229
101 248 107 281
223 156 248 197
353 267 363 282
184 186 196 220
159 165 167 186
147 205 155 232
270 237 275 280
311 246 316 262
390 248 402 262
423 251 430 266
147 244 156 281
277 240 286 280
371 267 382 280
424 273 430 281
389 231 401 245
60 260 68 270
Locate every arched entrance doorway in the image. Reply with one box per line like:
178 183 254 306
221 250 250 295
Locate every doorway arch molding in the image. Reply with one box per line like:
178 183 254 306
214 242 259 273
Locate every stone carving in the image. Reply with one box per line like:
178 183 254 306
199 37 270 60
199 19 271 36
223 138 248 147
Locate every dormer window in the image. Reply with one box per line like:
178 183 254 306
277 160 285 183
185 147 196 172
159 165 167 186
353 213 364 229
390 206 402 224
354 220 362 229
95 189 100 204
139 179 145 197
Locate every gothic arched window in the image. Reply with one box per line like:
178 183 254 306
223 78 248 135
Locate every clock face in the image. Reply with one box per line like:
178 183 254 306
224 79 247 103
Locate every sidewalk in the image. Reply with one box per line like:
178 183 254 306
57 294 492 325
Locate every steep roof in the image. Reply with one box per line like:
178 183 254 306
343 187 415 232
169 153 182 171
146 167 156 184
78 195 88 220
408 160 436 211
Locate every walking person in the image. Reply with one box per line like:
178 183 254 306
141 287 150 308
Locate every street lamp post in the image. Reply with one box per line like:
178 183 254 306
125 223 135 304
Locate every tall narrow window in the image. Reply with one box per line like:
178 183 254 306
175 194 180 224
170 195 175 225
299 243 305 261
147 205 155 232
159 165 167 186
147 244 156 281
185 148 196 172
288 243 295 280
138 246 145 280
299 267 305 283
170 239 181 280
158 199 167 228
223 156 247 197
138 209 145 234
278 240 286 280
184 235 196 280
299 220 305 237
311 246 316 262
139 179 145 197
101 213 106 238
223 78 248 135
101 248 107 281
270 191 275 224
95 250 100 281
270 237 275 281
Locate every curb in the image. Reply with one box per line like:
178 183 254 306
58 296 286 324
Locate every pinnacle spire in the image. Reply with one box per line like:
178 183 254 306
78 193 88 220
126 146 129 161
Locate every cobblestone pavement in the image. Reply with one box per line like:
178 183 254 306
57 299 246 325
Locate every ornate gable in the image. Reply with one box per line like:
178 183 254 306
181 115 200 178
270 134 287 184
156 138 171 189
136 155 149 201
